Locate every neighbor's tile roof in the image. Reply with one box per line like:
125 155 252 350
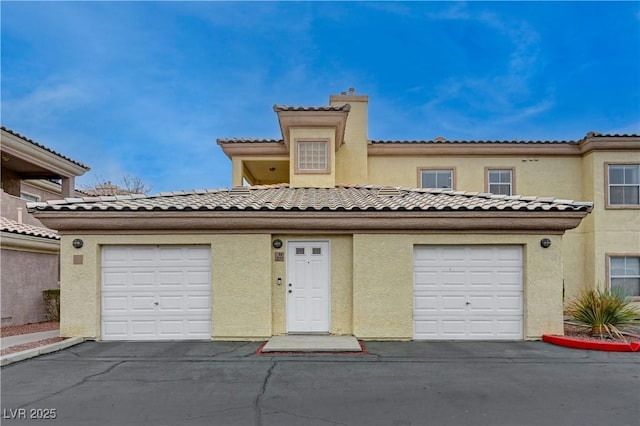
273 104 351 112
28 184 593 213
217 138 283 144
1 126 91 170
0 216 60 240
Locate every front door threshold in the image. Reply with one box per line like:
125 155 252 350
261 335 361 353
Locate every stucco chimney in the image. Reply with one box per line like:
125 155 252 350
329 89 369 184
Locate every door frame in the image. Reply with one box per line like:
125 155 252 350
285 240 331 333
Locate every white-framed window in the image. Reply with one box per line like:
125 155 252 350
610 256 640 298
487 169 513 196
20 192 40 202
608 164 639 206
420 169 453 189
297 141 328 172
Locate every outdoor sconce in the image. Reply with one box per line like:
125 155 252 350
272 239 283 249
540 238 551 249
72 239 84 249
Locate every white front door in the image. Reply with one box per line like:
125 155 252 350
286 241 330 333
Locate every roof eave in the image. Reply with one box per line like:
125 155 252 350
274 108 350 150
1 130 90 177
31 210 589 235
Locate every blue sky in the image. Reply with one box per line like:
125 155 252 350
2 1 639 193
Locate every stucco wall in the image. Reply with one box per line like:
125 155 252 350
1 191 47 227
289 128 336 188
333 98 368 184
585 151 640 301
352 233 564 340
367 156 584 199
1 248 59 325
59 234 272 340
59 231 565 341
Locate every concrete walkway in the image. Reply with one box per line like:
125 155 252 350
261 335 362 352
1 330 60 350
1 330 84 366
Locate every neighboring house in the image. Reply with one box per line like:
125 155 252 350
28 90 637 343
1 126 89 325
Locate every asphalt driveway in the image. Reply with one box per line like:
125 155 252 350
1 341 638 426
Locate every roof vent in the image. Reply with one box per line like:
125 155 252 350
229 186 251 196
377 186 402 197
434 136 447 143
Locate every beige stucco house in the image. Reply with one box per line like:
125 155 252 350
1 126 90 325
29 90 639 342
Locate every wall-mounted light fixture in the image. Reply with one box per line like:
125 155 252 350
72 239 84 249
540 238 551 249
272 239 283 249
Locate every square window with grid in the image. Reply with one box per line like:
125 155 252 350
297 141 328 171
421 170 453 189
610 256 640 297
488 170 513 196
608 164 639 206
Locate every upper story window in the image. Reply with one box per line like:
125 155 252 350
487 169 513 196
20 192 40 202
609 256 640 298
608 164 639 206
296 141 329 173
420 169 453 189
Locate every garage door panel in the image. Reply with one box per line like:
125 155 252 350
131 321 156 337
441 296 467 313
102 321 127 339
103 296 128 313
414 245 523 340
414 295 437 311
131 271 156 288
131 296 156 312
467 271 495 289
440 320 466 336
467 295 495 312
103 271 127 288
101 245 211 341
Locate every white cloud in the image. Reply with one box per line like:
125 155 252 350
3 82 92 123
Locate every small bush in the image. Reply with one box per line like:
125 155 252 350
42 289 60 322
566 288 640 339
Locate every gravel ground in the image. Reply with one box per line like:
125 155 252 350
0 337 64 356
564 322 640 343
0 321 59 337
1 322 62 356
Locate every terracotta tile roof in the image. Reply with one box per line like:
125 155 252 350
27 184 593 213
273 104 351 112
370 139 579 145
217 138 283 144
370 132 639 145
0 216 60 240
1 126 91 170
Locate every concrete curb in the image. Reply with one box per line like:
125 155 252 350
542 334 640 352
1 337 85 366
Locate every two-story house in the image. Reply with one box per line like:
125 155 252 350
29 90 637 343
1 126 90 325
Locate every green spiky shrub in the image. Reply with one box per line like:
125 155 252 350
566 288 640 339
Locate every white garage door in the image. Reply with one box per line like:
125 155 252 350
101 245 211 341
414 246 523 340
